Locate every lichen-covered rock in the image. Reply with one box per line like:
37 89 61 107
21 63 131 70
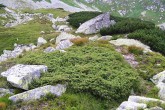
56 32 76 44
76 13 110 34
110 38 152 53
117 101 147 110
0 88 14 97
37 37 47 47
9 85 66 102
1 64 47 90
89 35 99 41
56 39 73 50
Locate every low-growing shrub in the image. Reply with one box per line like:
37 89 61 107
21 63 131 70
100 19 155 35
128 28 165 55
128 46 143 55
0 4 5 8
146 86 159 99
67 11 102 28
15 43 140 101
70 37 89 46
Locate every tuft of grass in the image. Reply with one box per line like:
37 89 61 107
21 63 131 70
70 37 89 46
128 46 143 55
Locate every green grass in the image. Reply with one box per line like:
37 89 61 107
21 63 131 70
21 8 70 18
0 18 58 54
8 92 118 110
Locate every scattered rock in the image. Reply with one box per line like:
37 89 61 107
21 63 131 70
44 47 56 53
56 32 77 44
56 25 72 32
152 70 165 85
76 13 111 34
157 23 165 31
110 38 152 53
52 24 57 30
56 39 73 50
97 35 112 41
37 37 47 47
0 88 14 97
123 54 139 67
9 84 66 102
0 44 36 63
117 101 147 110
89 35 99 41
1 64 47 90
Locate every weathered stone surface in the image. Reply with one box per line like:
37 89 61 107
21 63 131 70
110 38 152 52
117 101 147 110
56 25 72 32
152 70 165 84
76 13 111 34
156 82 165 100
56 39 73 50
56 32 76 44
97 35 112 41
1 64 47 90
0 44 36 63
0 88 14 97
89 35 99 41
149 106 163 110
158 23 165 31
44 47 56 53
37 37 47 47
128 96 165 104
9 85 66 102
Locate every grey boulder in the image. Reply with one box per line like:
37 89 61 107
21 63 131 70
76 13 111 34
1 64 47 90
37 37 47 47
9 84 66 102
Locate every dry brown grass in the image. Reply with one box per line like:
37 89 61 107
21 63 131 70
70 37 89 46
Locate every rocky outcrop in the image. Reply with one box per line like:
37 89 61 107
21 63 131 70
110 38 152 53
9 84 66 102
76 13 111 34
56 25 72 32
37 37 47 47
0 44 36 63
1 64 47 90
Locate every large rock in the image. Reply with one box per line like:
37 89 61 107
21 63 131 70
117 101 147 110
110 38 152 53
37 37 47 47
9 85 66 102
1 64 47 90
76 13 111 34
56 32 77 44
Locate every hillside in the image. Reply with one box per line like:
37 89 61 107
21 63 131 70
0 1 165 110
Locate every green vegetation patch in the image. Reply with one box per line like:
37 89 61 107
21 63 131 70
14 42 140 101
100 18 155 35
135 52 165 80
128 29 165 55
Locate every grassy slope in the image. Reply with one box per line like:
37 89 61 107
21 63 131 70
0 9 69 54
